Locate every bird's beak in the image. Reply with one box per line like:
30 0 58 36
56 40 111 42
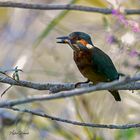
57 36 78 51
56 36 70 44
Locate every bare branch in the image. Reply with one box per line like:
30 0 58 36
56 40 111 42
0 75 140 93
0 1 139 15
0 75 140 107
0 75 75 92
6 107 140 129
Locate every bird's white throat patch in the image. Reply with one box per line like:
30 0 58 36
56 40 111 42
86 44 94 49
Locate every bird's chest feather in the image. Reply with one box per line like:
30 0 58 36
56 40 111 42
74 51 106 83
74 51 92 68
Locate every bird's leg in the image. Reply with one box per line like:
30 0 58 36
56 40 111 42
75 79 90 88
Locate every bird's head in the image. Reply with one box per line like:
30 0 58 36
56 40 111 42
57 32 94 51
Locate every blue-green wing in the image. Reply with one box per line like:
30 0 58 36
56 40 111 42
92 47 119 81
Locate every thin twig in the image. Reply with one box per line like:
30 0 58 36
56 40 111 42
0 1 139 15
1 85 12 97
6 107 140 129
0 76 140 107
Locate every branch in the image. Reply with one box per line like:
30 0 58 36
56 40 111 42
0 1 139 15
0 75 75 93
0 75 140 107
6 107 140 129
0 75 140 93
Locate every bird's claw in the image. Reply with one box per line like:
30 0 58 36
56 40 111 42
75 80 90 88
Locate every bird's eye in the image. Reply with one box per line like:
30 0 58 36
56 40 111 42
70 37 77 44
72 36 78 41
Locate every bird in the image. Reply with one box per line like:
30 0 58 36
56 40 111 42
57 31 121 101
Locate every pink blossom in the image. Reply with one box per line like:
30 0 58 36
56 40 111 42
129 50 139 57
112 9 140 32
106 34 118 44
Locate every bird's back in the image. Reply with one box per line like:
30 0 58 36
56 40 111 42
92 47 119 82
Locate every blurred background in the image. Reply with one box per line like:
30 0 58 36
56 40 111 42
0 0 140 139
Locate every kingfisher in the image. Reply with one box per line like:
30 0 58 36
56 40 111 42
57 32 121 101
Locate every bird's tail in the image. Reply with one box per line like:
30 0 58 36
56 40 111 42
108 90 121 101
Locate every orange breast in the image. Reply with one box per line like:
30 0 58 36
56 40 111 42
74 51 106 84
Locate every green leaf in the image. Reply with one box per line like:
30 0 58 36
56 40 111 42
34 0 78 48
116 129 136 140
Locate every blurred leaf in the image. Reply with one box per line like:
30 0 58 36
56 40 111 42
0 8 9 19
79 0 108 7
102 17 109 30
73 97 94 140
34 0 78 48
0 8 10 26
116 129 136 140
53 123 80 140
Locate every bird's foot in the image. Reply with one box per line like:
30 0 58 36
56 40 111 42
75 79 90 88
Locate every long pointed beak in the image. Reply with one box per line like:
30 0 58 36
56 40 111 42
56 36 70 44
56 35 78 51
